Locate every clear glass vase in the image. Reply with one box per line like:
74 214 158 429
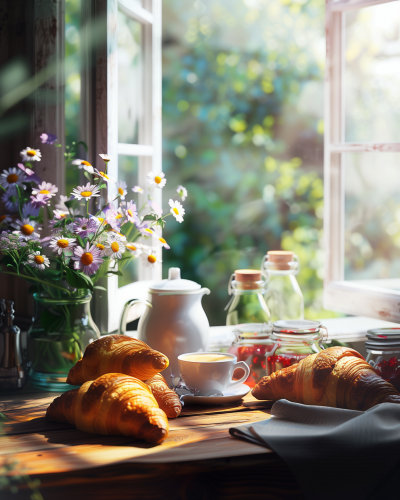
28 289 100 391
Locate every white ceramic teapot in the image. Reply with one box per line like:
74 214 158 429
119 268 210 377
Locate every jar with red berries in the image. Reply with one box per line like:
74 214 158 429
228 323 273 387
365 328 400 392
267 320 327 375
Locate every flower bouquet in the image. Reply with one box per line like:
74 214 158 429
0 134 187 390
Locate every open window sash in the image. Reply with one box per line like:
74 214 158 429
324 0 400 322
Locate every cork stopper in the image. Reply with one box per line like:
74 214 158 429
267 251 294 270
235 269 261 282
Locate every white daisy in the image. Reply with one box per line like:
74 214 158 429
132 186 143 194
138 224 155 237
32 181 58 198
153 235 170 249
116 180 128 199
20 147 42 162
0 168 27 190
169 199 185 223
177 185 188 201
140 247 162 267
147 171 166 189
94 168 115 183
11 218 41 239
126 242 143 257
53 209 69 220
104 233 126 260
71 159 94 174
99 154 111 163
26 251 50 271
49 235 77 256
71 183 101 201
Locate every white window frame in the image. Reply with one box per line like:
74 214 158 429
324 0 400 323
91 0 162 333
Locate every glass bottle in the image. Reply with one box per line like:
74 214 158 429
226 269 271 326
365 328 400 392
262 251 304 323
266 319 327 375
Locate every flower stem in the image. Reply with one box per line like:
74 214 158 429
0 270 71 295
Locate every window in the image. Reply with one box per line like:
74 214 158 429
324 0 400 322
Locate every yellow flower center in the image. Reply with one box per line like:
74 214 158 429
118 187 124 195
34 255 44 264
81 160 91 166
81 191 92 197
159 237 167 244
115 214 123 219
127 209 133 217
148 255 157 264
127 244 137 251
57 239 69 249
7 174 18 184
21 224 34 235
97 217 105 224
96 243 105 250
81 252 93 266
173 207 179 215
99 172 109 179
154 175 162 184
27 150 36 157
144 228 153 235
40 189 50 194
0 215 6 222
59 213 67 218
111 242 119 253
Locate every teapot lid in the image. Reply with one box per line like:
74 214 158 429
150 268 201 292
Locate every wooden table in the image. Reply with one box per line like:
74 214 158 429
0 386 302 499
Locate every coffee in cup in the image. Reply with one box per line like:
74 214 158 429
178 352 250 396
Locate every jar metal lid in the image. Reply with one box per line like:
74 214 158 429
367 328 400 339
365 341 400 350
272 319 322 334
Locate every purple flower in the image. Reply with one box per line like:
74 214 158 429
22 203 40 219
40 133 57 145
72 242 103 276
30 193 51 209
125 201 139 224
17 163 42 184
73 217 97 237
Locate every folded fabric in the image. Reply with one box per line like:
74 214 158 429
229 399 400 500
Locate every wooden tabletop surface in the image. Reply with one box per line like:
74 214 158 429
0 386 303 499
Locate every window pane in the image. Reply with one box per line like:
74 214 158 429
118 155 139 288
117 10 143 145
345 1 400 142
65 0 82 195
344 152 400 282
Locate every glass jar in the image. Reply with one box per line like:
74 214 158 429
262 251 304 323
28 290 100 391
365 328 400 392
226 269 271 326
266 320 327 375
228 323 273 387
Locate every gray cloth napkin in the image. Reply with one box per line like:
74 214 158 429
229 399 400 500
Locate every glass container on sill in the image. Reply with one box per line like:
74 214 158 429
365 328 400 392
267 320 327 375
262 251 304 323
225 269 271 326
228 323 273 387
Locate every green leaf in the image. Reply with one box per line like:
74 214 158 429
143 214 157 221
65 268 94 291
76 140 88 152
157 219 166 229
65 200 78 209
93 285 107 291
76 235 85 248
84 171 92 181
106 270 123 277
98 183 107 190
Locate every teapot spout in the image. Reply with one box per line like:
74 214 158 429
200 288 211 296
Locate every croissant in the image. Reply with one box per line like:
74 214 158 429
66 335 169 385
252 346 400 411
47 373 169 444
145 373 182 418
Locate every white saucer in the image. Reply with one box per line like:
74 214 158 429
178 384 250 406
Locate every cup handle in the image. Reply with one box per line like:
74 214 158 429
228 361 250 389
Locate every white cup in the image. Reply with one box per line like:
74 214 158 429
177 352 250 396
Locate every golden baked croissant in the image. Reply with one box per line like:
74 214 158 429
66 335 169 385
252 346 400 411
145 373 182 418
47 373 169 444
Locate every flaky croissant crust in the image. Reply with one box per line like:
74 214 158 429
252 346 400 411
47 373 169 444
66 335 169 386
145 373 182 418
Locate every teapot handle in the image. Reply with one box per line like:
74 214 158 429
118 299 152 336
